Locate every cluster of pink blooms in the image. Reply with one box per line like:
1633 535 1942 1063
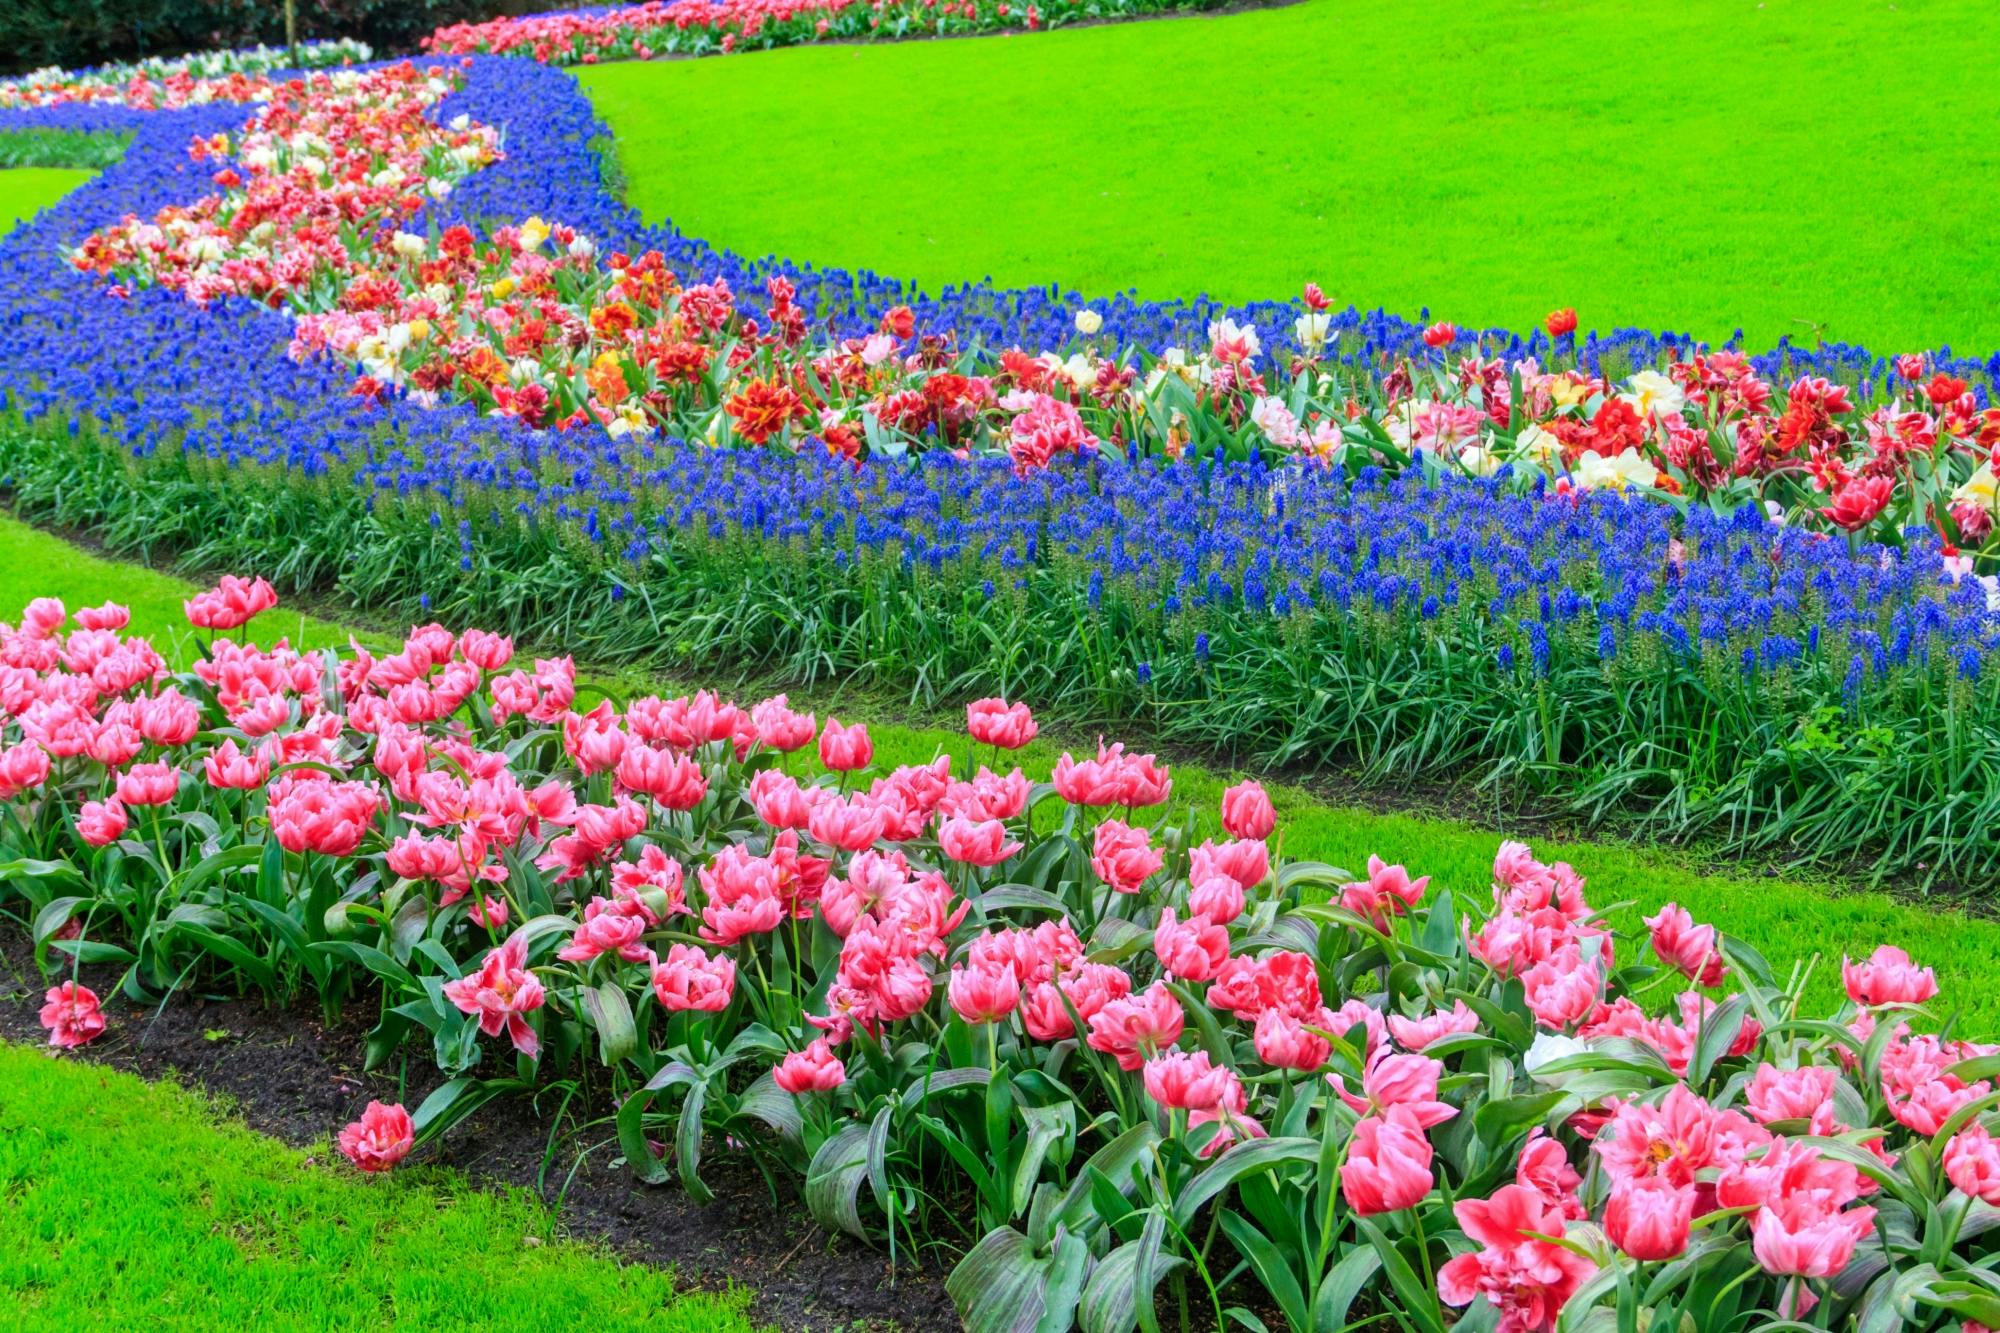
422 0 1047 65
14 578 2000 1326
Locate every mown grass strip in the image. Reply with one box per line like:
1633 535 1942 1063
1 166 93 232
0 1042 759 1331
581 0 2000 352
6 512 1997 1031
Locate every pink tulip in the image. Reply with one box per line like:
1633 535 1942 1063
114 760 179 807
268 776 381 857
558 898 654 965
747 769 812 829
20 596 66 638
1020 963 1131 1041
337 1100 414 1172
1386 1001 1480 1052
751 694 815 752
1644 903 1727 987
1252 1009 1331 1072
73 601 131 632
1437 1185 1598 1328
966 698 1037 749
88 722 143 769
1086 981 1185 1071
1152 907 1229 982
1842 945 1938 1007
133 689 200 746
1604 1176 1693 1260
1522 952 1602 1030
442 933 546 1058
1341 1108 1434 1215
184 575 277 630
1744 1063 1836 1126
947 961 1020 1024
806 791 887 852
1332 1052 1456 1128
1515 1129 1586 1220
650 943 736 1012
459 629 514 671
1751 1196 1875 1278
1142 1050 1240 1112
1090 819 1162 894
385 831 461 883
1339 855 1430 927
616 746 706 810
1219 778 1276 840
39 981 105 1049
0 740 51 798
1186 874 1245 924
76 797 128 847
774 1038 846 1094
1051 742 1170 808
1189 837 1268 891
818 717 872 772
937 815 1021 867
1947 1124 2000 1206
563 701 629 774
204 738 273 790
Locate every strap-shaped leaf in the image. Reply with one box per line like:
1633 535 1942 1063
1310 1241 1382 1331
1012 1103 1077 1219
946 1226 1081 1333
1055 1122 1160 1235
615 1061 698 1186
583 980 637 1067
411 1074 524 1143
1171 1136 1317 1228
677 1080 712 1204
733 1069 803 1143
805 1121 875 1239
1079 1211 1181 1333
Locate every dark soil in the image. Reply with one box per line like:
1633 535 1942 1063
0 931 959 1332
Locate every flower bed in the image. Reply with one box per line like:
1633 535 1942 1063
3 54 2000 886
0 40 372 111
10 581 2000 1331
45 58 2000 550
421 0 1226 65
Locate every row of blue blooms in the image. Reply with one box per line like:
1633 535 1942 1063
0 56 1995 692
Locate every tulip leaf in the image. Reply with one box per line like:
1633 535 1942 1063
945 1225 1090 1333
1687 993 1749 1087
1013 1103 1077 1219
1217 1209 1309 1332
676 1079 712 1204
805 1121 875 1239
1353 1217 1445 1333
582 979 636 1067
733 1069 803 1143
1079 1211 1182 1333
1311 1241 1382 1331
1171 1136 1318 1228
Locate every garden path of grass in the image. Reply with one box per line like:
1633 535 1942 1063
581 0 2000 353
6 512 1998 1033
0 1042 758 1331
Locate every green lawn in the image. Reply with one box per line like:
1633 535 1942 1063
0 1044 756 1330
1 167 91 232
581 0 2000 353
5 513 1999 1031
